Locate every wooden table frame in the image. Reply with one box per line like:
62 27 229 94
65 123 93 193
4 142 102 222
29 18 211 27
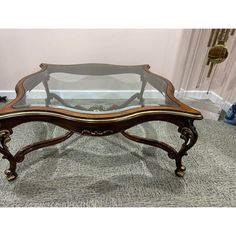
0 63 203 181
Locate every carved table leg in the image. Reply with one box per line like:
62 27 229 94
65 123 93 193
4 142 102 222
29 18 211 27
0 130 17 181
121 118 199 178
175 119 198 177
0 128 74 181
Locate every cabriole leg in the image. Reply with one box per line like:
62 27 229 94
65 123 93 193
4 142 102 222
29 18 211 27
0 130 17 181
0 127 73 181
175 119 198 177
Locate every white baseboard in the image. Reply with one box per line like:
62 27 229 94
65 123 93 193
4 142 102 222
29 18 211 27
178 89 232 111
0 90 16 99
1 89 232 111
0 90 164 100
177 89 221 103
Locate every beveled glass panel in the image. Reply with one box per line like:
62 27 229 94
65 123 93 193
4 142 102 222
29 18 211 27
13 64 179 113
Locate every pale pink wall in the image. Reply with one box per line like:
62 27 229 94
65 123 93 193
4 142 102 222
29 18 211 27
209 36 236 104
175 29 236 104
0 29 184 90
196 30 236 103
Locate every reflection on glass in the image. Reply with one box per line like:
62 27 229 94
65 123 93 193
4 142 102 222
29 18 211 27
14 64 178 113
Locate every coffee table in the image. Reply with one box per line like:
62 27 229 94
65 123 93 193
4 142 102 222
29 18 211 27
0 63 203 181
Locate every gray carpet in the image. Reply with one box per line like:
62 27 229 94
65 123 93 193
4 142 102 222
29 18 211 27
0 119 236 207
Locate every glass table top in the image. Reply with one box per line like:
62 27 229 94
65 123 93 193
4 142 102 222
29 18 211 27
13 63 182 114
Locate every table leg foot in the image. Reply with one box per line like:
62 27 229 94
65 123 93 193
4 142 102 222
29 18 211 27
175 165 186 177
4 169 17 181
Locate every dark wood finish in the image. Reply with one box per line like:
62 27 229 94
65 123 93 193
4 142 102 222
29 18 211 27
121 117 198 177
14 130 74 163
0 130 74 181
0 63 203 181
121 131 178 157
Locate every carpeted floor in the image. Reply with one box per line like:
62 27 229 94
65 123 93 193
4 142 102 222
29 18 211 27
0 118 236 207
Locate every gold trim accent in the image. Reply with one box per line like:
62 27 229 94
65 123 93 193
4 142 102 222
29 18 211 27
0 130 11 145
0 110 203 123
81 130 113 136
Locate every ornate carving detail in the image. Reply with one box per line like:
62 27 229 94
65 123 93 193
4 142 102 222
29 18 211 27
175 120 198 177
178 124 198 154
88 105 106 112
0 130 11 146
0 129 74 181
0 130 17 181
180 127 193 145
81 130 113 136
121 120 198 178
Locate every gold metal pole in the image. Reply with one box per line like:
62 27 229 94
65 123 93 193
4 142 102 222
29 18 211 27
212 29 220 46
207 29 215 47
218 29 226 43
207 62 214 78
223 29 230 43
